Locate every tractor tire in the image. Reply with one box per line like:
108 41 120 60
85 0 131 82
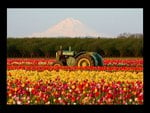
52 61 63 66
75 54 94 66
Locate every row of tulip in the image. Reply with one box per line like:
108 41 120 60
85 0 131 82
7 70 143 105
7 65 143 72
7 58 55 66
104 59 143 67
7 58 143 67
7 70 143 83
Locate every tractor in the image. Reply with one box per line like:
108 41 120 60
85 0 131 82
52 46 103 66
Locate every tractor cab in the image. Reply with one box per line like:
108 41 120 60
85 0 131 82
62 47 75 56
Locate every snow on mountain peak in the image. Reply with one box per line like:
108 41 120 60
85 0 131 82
63 17 82 25
30 17 100 37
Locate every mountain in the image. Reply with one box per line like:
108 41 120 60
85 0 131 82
30 17 101 38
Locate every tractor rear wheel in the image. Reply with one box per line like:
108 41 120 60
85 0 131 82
76 54 94 66
52 61 63 66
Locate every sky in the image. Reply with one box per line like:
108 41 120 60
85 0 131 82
7 8 143 38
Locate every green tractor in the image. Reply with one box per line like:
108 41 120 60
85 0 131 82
52 46 103 66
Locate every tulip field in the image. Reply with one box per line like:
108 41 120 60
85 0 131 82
7 58 143 105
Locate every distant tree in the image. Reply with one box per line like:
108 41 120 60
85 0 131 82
7 37 143 58
117 33 143 38
7 45 20 57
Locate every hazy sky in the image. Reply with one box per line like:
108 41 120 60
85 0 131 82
7 8 143 38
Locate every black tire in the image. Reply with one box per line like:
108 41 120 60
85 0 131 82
75 54 94 66
52 61 63 66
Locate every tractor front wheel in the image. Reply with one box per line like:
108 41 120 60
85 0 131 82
76 54 94 66
52 61 63 66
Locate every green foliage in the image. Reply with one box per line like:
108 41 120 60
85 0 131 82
7 37 143 58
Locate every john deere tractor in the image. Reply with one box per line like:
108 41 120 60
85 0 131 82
52 46 103 66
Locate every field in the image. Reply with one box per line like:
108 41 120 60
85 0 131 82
7 58 143 105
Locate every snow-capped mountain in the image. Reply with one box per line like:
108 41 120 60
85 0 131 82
30 17 101 37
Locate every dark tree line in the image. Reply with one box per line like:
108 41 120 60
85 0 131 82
7 36 143 58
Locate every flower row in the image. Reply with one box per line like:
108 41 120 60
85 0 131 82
7 70 143 84
7 70 143 105
7 65 143 72
7 58 55 66
7 58 143 67
104 59 143 67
